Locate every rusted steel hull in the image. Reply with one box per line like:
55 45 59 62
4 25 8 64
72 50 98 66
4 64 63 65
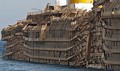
4 0 120 70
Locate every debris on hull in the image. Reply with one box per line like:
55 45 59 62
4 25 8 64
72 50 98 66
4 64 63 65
1 0 120 71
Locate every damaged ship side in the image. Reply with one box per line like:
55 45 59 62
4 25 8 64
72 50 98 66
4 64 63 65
1 0 120 71
2 5 95 66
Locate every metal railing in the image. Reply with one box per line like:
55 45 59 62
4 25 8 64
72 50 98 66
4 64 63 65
27 10 44 15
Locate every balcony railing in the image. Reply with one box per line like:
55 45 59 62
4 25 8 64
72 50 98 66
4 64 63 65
27 10 44 15
1 35 14 40
103 44 120 53
103 30 120 41
5 41 23 49
102 10 120 18
3 52 13 57
104 59 120 65
23 35 78 42
23 50 81 61
102 22 120 30
24 44 78 52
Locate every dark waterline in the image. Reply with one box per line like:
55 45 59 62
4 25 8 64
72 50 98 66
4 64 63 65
0 58 104 71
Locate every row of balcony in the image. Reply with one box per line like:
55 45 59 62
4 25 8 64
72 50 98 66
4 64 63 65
23 30 75 41
2 32 23 41
104 60 120 65
23 35 78 42
103 44 120 54
24 44 77 52
23 50 81 61
102 22 120 29
102 10 120 18
103 29 120 41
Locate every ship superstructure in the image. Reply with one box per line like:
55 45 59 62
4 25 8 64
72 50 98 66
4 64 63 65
1 1 95 66
1 0 120 71
101 0 120 71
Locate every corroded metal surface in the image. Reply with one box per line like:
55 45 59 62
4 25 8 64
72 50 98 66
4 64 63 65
101 0 120 71
2 0 120 71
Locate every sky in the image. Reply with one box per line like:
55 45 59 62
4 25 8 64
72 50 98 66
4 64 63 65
0 0 57 39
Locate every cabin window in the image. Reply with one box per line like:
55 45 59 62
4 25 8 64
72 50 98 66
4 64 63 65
47 22 50 26
35 32 39 38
